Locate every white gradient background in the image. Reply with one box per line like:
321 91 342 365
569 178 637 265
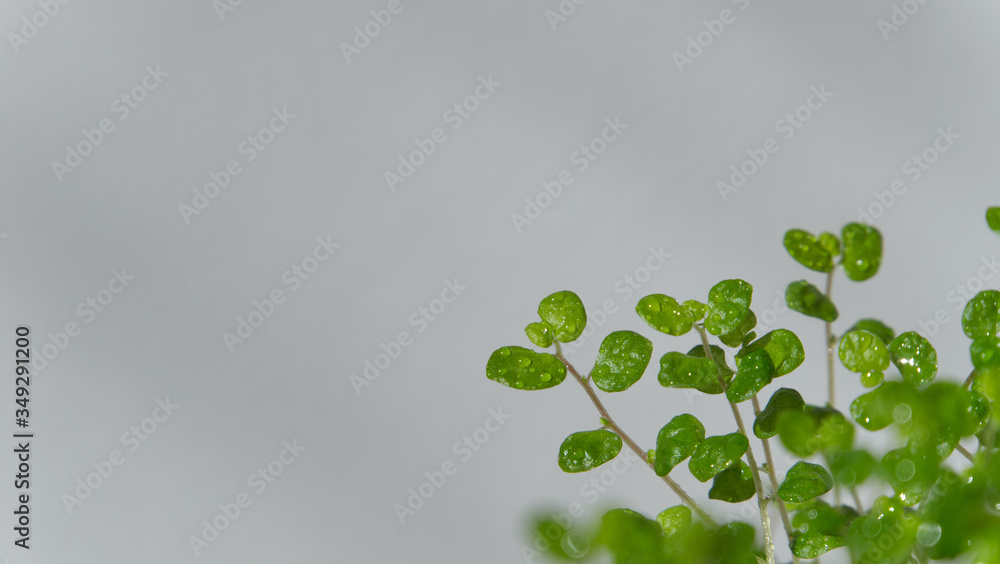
2 1 999 563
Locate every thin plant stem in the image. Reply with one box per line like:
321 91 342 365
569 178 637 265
695 325 775 564
956 443 976 463
825 269 836 408
752 394 801 564
850 486 864 513
553 342 718 527
964 370 977 390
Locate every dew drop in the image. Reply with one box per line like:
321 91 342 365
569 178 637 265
837 467 857 487
561 530 590 558
539 373 552 382
646 299 661 313
513 380 524 389
916 522 942 547
893 403 912 424
517 357 532 368
808 510 819 520
862 518 882 538
896 460 916 482
498 347 511 358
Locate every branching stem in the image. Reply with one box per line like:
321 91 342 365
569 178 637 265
553 342 717 527
695 325 775 564
825 269 836 408
752 395 800 564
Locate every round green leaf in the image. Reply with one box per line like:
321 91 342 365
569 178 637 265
704 279 753 336
849 318 895 345
847 496 918 562
717 309 757 348
727 349 774 403
591 330 653 392
777 406 853 457
987 207 1000 235
753 387 805 439
538 291 587 343
792 534 846 559
818 231 841 256
785 280 838 322
656 505 692 536
524 321 554 348
838 329 890 373
829 449 878 487
970 336 1000 369
778 461 833 503
880 445 942 506
558 429 623 473
962 290 1000 339
688 433 749 482
653 414 705 476
486 346 567 390
841 223 882 282
784 229 835 272
889 331 937 387
709 460 756 503
658 352 724 394
635 294 693 336
682 299 707 322
736 329 805 377
849 381 917 431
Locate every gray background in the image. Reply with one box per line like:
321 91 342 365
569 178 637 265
2 0 999 563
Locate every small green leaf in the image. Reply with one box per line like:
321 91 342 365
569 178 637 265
847 496 918 561
784 229 835 272
849 381 917 431
962 290 1000 339
880 445 942 505
777 406 853 457
486 346 567 390
970 336 1000 369
656 505 692 536
705 279 754 336
718 310 758 348
635 294 693 336
848 318 895 345
778 461 833 503
987 207 1000 235
736 329 805 377
838 330 890 373
688 433 749 482
654 414 705 476
558 429 622 473
786 280 838 322
889 331 937 387
818 232 841 256
538 291 587 343
727 349 774 403
659 352 725 394
683 299 707 322
709 460 756 503
591 330 653 392
829 449 878 487
524 321 554 348
754 387 805 439
598 508 664 559
792 534 846 559
841 223 882 282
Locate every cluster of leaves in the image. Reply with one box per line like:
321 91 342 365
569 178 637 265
486 210 1000 563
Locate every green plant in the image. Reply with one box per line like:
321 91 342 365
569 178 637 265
485 209 1000 564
